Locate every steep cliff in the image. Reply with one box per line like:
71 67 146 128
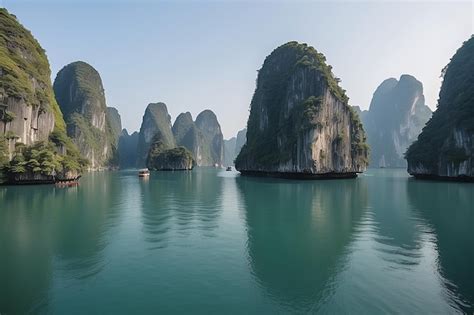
54 61 117 169
363 75 432 167
137 102 175 167
223 128 246 166
235 128 247 156
235 41 368 178
172 111 199 155
118 129 138 169
0 8 85 183
107 107 122 145
406 37 474 180
172 110 224 167
194 110 224 167
0 8 63 150
224 137 236 166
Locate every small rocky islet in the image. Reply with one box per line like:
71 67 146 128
0 7 473 183
235 42 369 178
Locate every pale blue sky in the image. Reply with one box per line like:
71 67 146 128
2 1 472 138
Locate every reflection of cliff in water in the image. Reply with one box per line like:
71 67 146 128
51 172 124 279
236 176 368 312
139 168 224 249
407 179 474 313
0 172 124 313
366 170 426 266
0 187 55 314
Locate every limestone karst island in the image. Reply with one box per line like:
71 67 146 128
1 3 473 314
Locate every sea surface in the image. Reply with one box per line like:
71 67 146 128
0 168 473 314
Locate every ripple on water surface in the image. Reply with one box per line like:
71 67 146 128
0 168 472 314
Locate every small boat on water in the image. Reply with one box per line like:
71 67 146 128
226 166 232 171
138 169 150 177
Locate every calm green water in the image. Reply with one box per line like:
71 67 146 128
0 169 473 314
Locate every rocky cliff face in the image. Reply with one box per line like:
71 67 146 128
406 37 474 180
235 42 368 177
0 8 85 183
223 128 246 166
107 107 122 145
235 128 247 156
362 75 432 168
194 110 224 167
53 61 117 169
172 110 224 167
172 111 199 157
0 8 63 153
224 137 236 166
118 129 139 169
137 102 175 167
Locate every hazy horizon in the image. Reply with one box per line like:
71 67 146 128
3 0 472 138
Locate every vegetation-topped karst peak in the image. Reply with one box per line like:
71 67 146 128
236 41 368 176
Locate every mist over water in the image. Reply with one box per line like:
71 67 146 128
0 169 472 313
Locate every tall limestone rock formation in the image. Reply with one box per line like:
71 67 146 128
172 110 224 167
194 110 224 167
172 111 199 156
107 107 122 145
53 61 118 169
0 8 60 151
118 129 139 169
406 37 474 180
235 128 247 157
137 102 175 167
137 103 194 171
224 137 236 166
223 128 246 166
0 8 85 183
235 42 368 178
362 75 432 168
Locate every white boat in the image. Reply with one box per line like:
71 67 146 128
138 169 150 177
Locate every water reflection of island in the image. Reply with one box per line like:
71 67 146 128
236 176 368 312
0 172 123 314
407 179 474 313
139 169 224 248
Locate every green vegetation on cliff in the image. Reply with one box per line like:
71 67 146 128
54 61 118 168
0 136 8 183
5 139 87 177
0 9 86 182
0 8 66 133
406 36 474 171
54 61 105 119
107 107 122 145
236 41 368 171
137 103 176 167
146 137 194 171
172 110 224 167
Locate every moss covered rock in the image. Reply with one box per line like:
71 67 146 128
0 8 67 145
54 61 118 169
0 9 85 182
107 107 122 145
137 102 175 167
172 110 224 167
146 137 194 171
235 42 368 178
